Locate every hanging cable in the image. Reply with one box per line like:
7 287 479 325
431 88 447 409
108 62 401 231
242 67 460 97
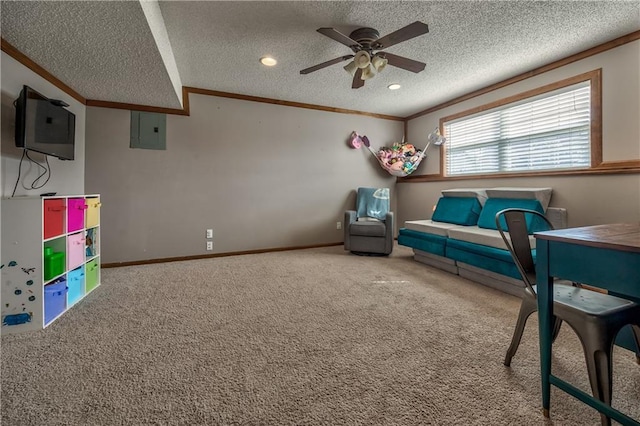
11 149 27 197
25 151 51 189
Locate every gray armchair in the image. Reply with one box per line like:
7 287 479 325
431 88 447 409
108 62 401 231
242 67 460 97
344 187 394 256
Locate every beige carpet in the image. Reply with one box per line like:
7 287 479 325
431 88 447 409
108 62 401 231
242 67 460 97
2 244 639 425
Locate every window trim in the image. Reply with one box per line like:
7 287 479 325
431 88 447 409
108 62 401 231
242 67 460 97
438 69 602 178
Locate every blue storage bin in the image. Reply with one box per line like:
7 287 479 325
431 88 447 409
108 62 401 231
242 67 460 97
67 267 85 306
44 278 67 325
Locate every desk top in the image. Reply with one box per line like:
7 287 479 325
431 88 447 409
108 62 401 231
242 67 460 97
535 222 640 253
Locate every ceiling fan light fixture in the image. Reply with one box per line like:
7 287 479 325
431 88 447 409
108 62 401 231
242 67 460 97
300 21 429 89
343 60 357 76
354 51 371 69
361 64 376 80
388 83 401 90
260 56 277 66
372 55 388 73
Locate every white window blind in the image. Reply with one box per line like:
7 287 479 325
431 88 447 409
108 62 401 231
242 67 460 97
444 81 591 176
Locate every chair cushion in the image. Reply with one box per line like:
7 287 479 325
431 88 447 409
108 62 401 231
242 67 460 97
485 187 552 211
398 229 447 256
350 220 387 237
447 238 519 262
446 238 527 279
441 188 488 206
537 285 640 316
447 225 537 250
403 219 463 237
477 198 546 232
432 197 482 226
356 187 390 221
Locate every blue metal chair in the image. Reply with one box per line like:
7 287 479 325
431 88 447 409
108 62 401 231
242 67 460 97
496 208 640 426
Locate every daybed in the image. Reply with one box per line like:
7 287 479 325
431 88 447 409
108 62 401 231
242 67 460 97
398 188 567 296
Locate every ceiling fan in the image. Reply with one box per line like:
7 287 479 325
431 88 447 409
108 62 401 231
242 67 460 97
300 21 429 89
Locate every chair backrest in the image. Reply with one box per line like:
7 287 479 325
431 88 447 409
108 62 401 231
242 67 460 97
495 208 554 295
356 187 390 221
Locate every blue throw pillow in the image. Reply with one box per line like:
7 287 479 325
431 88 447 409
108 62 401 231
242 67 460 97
477 198 546 233
431 197 482 226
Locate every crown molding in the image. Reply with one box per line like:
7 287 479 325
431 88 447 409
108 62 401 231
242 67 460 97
1 38 86 104
3 28 639 121
405 29 640 121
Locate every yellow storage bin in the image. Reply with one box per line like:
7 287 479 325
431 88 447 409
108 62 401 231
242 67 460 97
85 197 101 228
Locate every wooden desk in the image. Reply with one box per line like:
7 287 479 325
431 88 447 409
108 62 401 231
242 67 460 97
535 223 640 425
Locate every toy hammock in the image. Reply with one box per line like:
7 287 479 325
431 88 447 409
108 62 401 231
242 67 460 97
366 128 446 177
367 140 427 177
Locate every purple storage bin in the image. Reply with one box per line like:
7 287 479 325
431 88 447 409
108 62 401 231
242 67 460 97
44 278 67 325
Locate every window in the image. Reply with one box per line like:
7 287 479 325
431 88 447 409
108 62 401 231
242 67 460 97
442 70 600 177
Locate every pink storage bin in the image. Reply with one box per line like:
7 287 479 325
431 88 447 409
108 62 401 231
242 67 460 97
67 198 87 233
67 232 85 270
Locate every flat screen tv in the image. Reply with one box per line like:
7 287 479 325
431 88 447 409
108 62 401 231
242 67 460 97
15 85 75 160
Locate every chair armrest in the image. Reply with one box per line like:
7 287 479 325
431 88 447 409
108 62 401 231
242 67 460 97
384 212 394 233
385 212 395 253
344 210 357 250
545 207 567 229
345 210 357 225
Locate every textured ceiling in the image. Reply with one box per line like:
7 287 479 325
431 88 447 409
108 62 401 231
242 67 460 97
1 1 179 108
2 1 639 117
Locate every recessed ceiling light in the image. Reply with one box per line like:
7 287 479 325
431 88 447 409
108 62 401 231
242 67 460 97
388 83 401 90
260 56 277 66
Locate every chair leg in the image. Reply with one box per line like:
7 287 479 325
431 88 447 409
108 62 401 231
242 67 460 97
551 317 563 344
504 299 537 367
581 336 615 426
631 325 640 365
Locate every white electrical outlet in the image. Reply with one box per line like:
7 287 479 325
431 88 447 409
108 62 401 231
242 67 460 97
336 221 342 230
206 241 213 251
206 229 213 239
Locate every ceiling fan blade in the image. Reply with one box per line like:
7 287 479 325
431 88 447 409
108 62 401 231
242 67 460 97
300 55 354 74
352 68 364 89
382 52 426 73
317 28 362 49
375 21 429 49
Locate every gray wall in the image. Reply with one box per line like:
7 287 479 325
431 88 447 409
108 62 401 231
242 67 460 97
1 52 86 197
1 52 87 273
5 38 638 266
399 40 640 228
398 174 640 227
85 94 403 263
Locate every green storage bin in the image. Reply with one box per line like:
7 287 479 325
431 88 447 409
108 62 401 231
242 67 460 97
85 259 99 293
44 247 65 281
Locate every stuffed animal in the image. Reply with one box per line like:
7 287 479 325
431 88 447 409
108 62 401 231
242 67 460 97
348 131 363 149
390 160 404 172
376 147 393 164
